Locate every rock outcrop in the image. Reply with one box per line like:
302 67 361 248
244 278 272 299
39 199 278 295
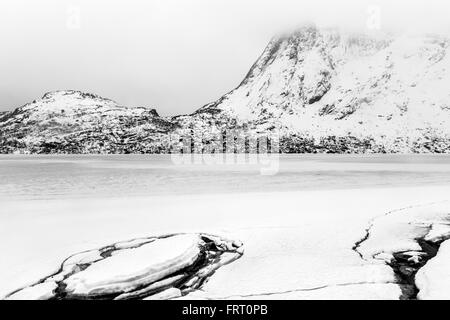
5 233 244 300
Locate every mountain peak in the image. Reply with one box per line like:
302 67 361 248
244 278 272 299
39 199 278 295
0 90 172 153
41 90 116 103
189 27 450 152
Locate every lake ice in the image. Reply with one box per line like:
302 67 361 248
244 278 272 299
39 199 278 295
1 155 450 299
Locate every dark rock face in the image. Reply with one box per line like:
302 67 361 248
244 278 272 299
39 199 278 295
0 111 9 121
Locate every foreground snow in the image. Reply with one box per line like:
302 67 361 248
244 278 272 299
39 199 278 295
6 234 243 300
416 240 450 300
1 184 450 300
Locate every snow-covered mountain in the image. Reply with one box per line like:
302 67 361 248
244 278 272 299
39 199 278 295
0 90 174 153
1 26 450 153
181 26 450 153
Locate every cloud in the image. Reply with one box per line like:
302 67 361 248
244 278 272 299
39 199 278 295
0 0 449 115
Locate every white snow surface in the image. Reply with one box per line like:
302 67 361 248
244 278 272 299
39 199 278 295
416 240 450 300
6 281 57 300
2 155 450 300
357 202 450 261
2 185 450 299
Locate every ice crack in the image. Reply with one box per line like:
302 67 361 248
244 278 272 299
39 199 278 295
352 201 450 300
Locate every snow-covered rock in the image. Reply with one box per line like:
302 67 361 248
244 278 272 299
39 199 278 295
4 233 244 300
64 234 202 297
142 287 182 300
416 239 450 299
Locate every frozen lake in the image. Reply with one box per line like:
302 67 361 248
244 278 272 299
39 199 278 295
1 154 450 200
1 154 450 300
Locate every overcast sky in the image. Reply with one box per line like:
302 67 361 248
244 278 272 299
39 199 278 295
1 0 449 115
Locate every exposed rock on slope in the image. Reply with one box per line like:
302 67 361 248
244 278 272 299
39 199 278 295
0 90 175 154
183 26 450 153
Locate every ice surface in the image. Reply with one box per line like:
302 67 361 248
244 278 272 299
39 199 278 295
1 156 450 299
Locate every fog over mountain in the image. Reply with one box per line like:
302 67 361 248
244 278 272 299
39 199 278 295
1 0 450 115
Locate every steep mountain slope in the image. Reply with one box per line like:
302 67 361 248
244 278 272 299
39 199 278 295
180 26 450 153
0 91 175 153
